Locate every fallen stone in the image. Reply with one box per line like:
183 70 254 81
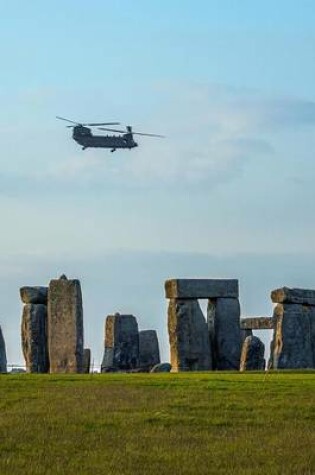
240 317 274 330
0 325 7 373
212 298 241 370
240 336 265 371
21 304 49 373
165 279 239 299
101 314 139 372
271 287 315 306
168 298 212 372
83 348 91 374
270 304 313 369
139 330 160 370
48 277 84 373
20 286 48 305
150 362 171 373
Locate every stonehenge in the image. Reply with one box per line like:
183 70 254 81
20 286 49 373
48 275 84 373
20 275 84 373
166 280 315 372
0 325 7 373
168 298 212 371
139 330 160 371
166 279 241 371
4 276 313 374
21 304 49 373
101 313 161 372
101 313 139 372
240 336 265 371
269 288 315 369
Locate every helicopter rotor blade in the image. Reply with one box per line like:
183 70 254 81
98 127 127 133
98 126 164 137
86 122 120 127
132 132 165 138
56 116 81 125
57 117 120 127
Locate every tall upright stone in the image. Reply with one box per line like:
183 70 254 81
139 330 160 370
240 335 265 371
48 275 84 373
211 297 241 370
168 299 212 371
101 313 139 372
0 325 7 373
270 303 313 369
21 304 49 373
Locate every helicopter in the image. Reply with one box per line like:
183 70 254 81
56 116 164 152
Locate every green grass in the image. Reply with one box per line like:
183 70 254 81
0 372 314 474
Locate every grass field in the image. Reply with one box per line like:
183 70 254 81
0 372 314 475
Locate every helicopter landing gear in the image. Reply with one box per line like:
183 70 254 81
110 148 116 153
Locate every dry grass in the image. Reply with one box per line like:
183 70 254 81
0 372 314 474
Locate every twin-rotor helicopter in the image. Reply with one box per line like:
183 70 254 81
56 116 164 152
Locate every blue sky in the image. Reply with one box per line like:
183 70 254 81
1 1 315 366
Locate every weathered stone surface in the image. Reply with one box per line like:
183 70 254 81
240 317 274 330
83 348 91 374
48 277 84 373
0 325 7 373
168 299 212 372
101 314 139 372
139 330 160 370
165 279 239 299
241 328 253 343
240 336 265 371
270 304 313 369
150 362 171 373
21 304 49 373
271 287 315 306
212 298 241 370
20 286 48 305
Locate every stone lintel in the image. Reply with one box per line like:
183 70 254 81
165 279 239 299
240 317 274 330
271 287 315 305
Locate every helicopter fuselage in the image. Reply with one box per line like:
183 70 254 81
72 125 138 151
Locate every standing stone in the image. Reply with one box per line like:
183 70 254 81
212 298 241 370
48 276 84 373
241 328 253 343
83 348 91 374
0 325 7 373
21 304 49 373
101 314 139 372
240 336 265 371
168 299 212 372
270 304 313 369
139 330 160 370
20 286 48 305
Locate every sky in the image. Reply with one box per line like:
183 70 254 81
1 1 315 367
